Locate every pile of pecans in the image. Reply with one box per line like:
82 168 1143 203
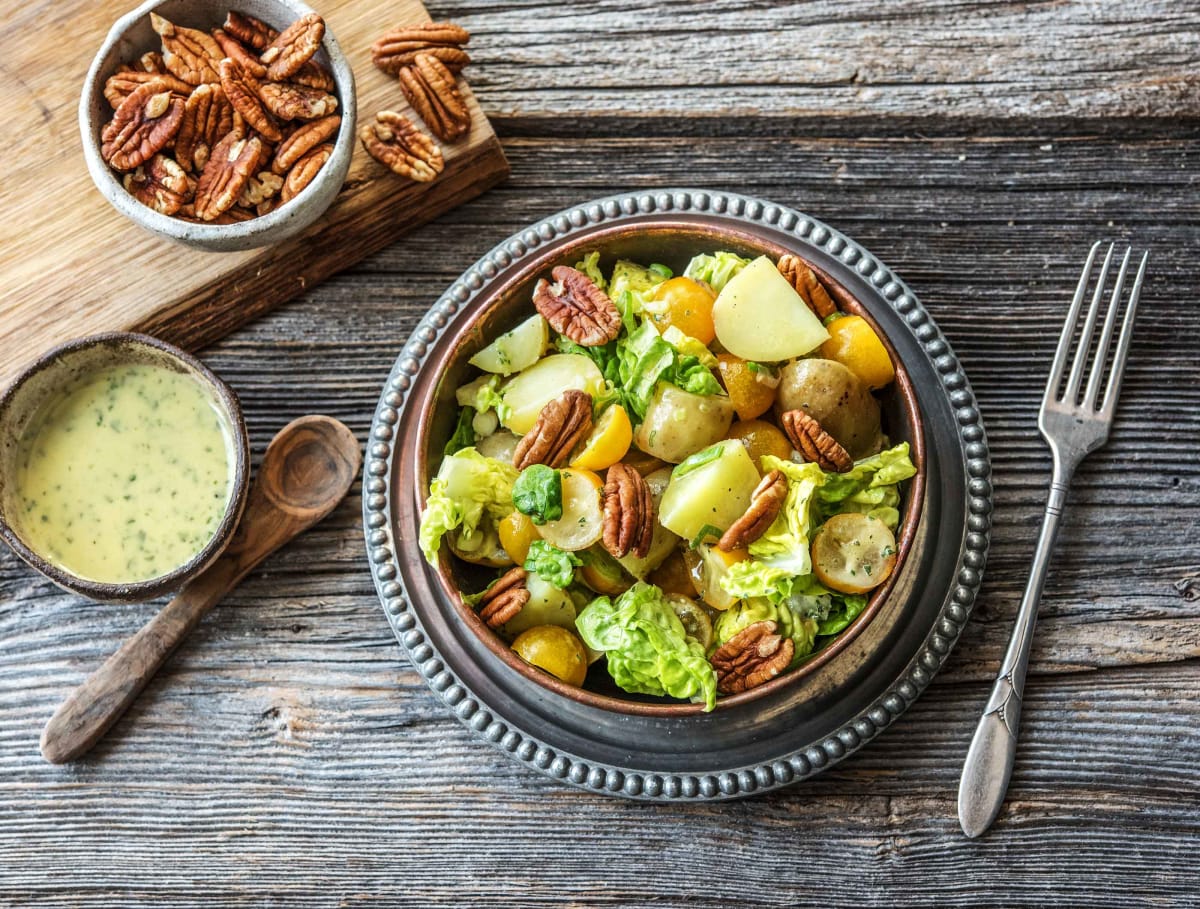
100 10 340 224
357 22 473 184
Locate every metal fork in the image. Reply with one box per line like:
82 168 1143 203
957 241 1148 838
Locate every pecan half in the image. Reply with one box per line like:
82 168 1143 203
260 13 324 81
218 58 282 142
718 469 787 551
290 60 336 92
781 409 853 473
103 70 191 109
711 621 795 694
602 462 653 559
150 12 221 85
213 27 267 78
532 266 622 346
237 171 283 208
476 567 529 628
777 254 837 320
272 114 340 174
224 10 277 51
512 390 593 471
371 22 470 74
123 153 191 215
359 110 443 182
193 131 262 220
279 142 333 203
174 83 233 172
101 82 184 171
397 53 470 142
257 80 338 120
139 51 166 74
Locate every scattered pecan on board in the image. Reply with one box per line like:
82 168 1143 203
371 22 470 74
512 390 593 471
717 469 787 552
532 266 623 347
359 111 444 183
602 463 653 560
476 567 529 628
711 621 794 694
781 409 854 473
397 52 470 142
777 254 837 320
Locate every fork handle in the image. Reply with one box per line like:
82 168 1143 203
958 472 1071 837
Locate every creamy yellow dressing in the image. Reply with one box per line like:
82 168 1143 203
12 364 234 583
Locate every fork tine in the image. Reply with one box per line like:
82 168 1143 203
1044 240 1104 407
1062 242 1114 404
1101 250 1148 415
1083 247 1131 409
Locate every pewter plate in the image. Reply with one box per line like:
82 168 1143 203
364 189 992 800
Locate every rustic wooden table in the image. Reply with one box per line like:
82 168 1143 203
3 2 1198 905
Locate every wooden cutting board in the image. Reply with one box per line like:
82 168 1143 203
0 0 508 387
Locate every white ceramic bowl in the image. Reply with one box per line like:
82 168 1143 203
79 0 356 252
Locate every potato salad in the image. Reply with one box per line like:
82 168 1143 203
419 249 916 709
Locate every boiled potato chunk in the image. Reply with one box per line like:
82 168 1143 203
469 314 550 376
658 440 761 542
776 358 883 459
617 467 680 579
712 255 830 361
633 383 734 464
475 430 521 463
498 573 577 639
500 354 604 434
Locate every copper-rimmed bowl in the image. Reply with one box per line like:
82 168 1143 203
367 190 991 799
416 227 925 716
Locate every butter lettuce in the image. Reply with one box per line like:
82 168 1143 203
816 442 917 531
613 322 722 421
418 448 519 564
456 374 513 426
746 457 827 576
575 251 607 291
683 251 752 293
576 582 717 710
523 540 581 589
713 597 819 665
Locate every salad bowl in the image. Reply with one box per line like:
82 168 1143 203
366 189 992 799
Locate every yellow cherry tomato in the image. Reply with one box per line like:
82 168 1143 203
810 512 898 595
818 315 895 389
725 419 793 471
647 277 717 344
570 404 633 471
498 511 540 565
511 625 589 687
716 354 777 421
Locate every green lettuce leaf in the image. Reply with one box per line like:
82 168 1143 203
746 457 827 576
575 251 607 291
815 594 869 636
576 582 717 710
512 464 563 525
661 325 717 368
683 251 752 293
444 406 476 456
614 322 722 421
524 540 582 589
457 374 513 425
419 448 519 564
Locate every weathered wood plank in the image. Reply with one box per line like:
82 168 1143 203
1 133 1198 906
439 0 1200 134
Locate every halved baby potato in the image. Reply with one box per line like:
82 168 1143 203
469 314 549 376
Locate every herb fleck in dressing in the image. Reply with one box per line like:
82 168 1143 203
13 364 234 583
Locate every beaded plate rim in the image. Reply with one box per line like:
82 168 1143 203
363 188 992 800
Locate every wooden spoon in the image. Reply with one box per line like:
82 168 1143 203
40 415 362 764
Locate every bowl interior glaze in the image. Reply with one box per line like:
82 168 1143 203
413 220 925 717
0 332 250 602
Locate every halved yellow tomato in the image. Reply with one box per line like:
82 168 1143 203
818 315 895 389
570 404 633 471
647 277 718 344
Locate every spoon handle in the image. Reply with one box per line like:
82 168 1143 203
40 415 360 764
39 566 234 764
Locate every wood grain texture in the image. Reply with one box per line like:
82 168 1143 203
4 0 1200 904
0 0 509 388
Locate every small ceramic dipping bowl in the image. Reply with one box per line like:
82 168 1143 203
0 333 250 602
79 0 356 252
